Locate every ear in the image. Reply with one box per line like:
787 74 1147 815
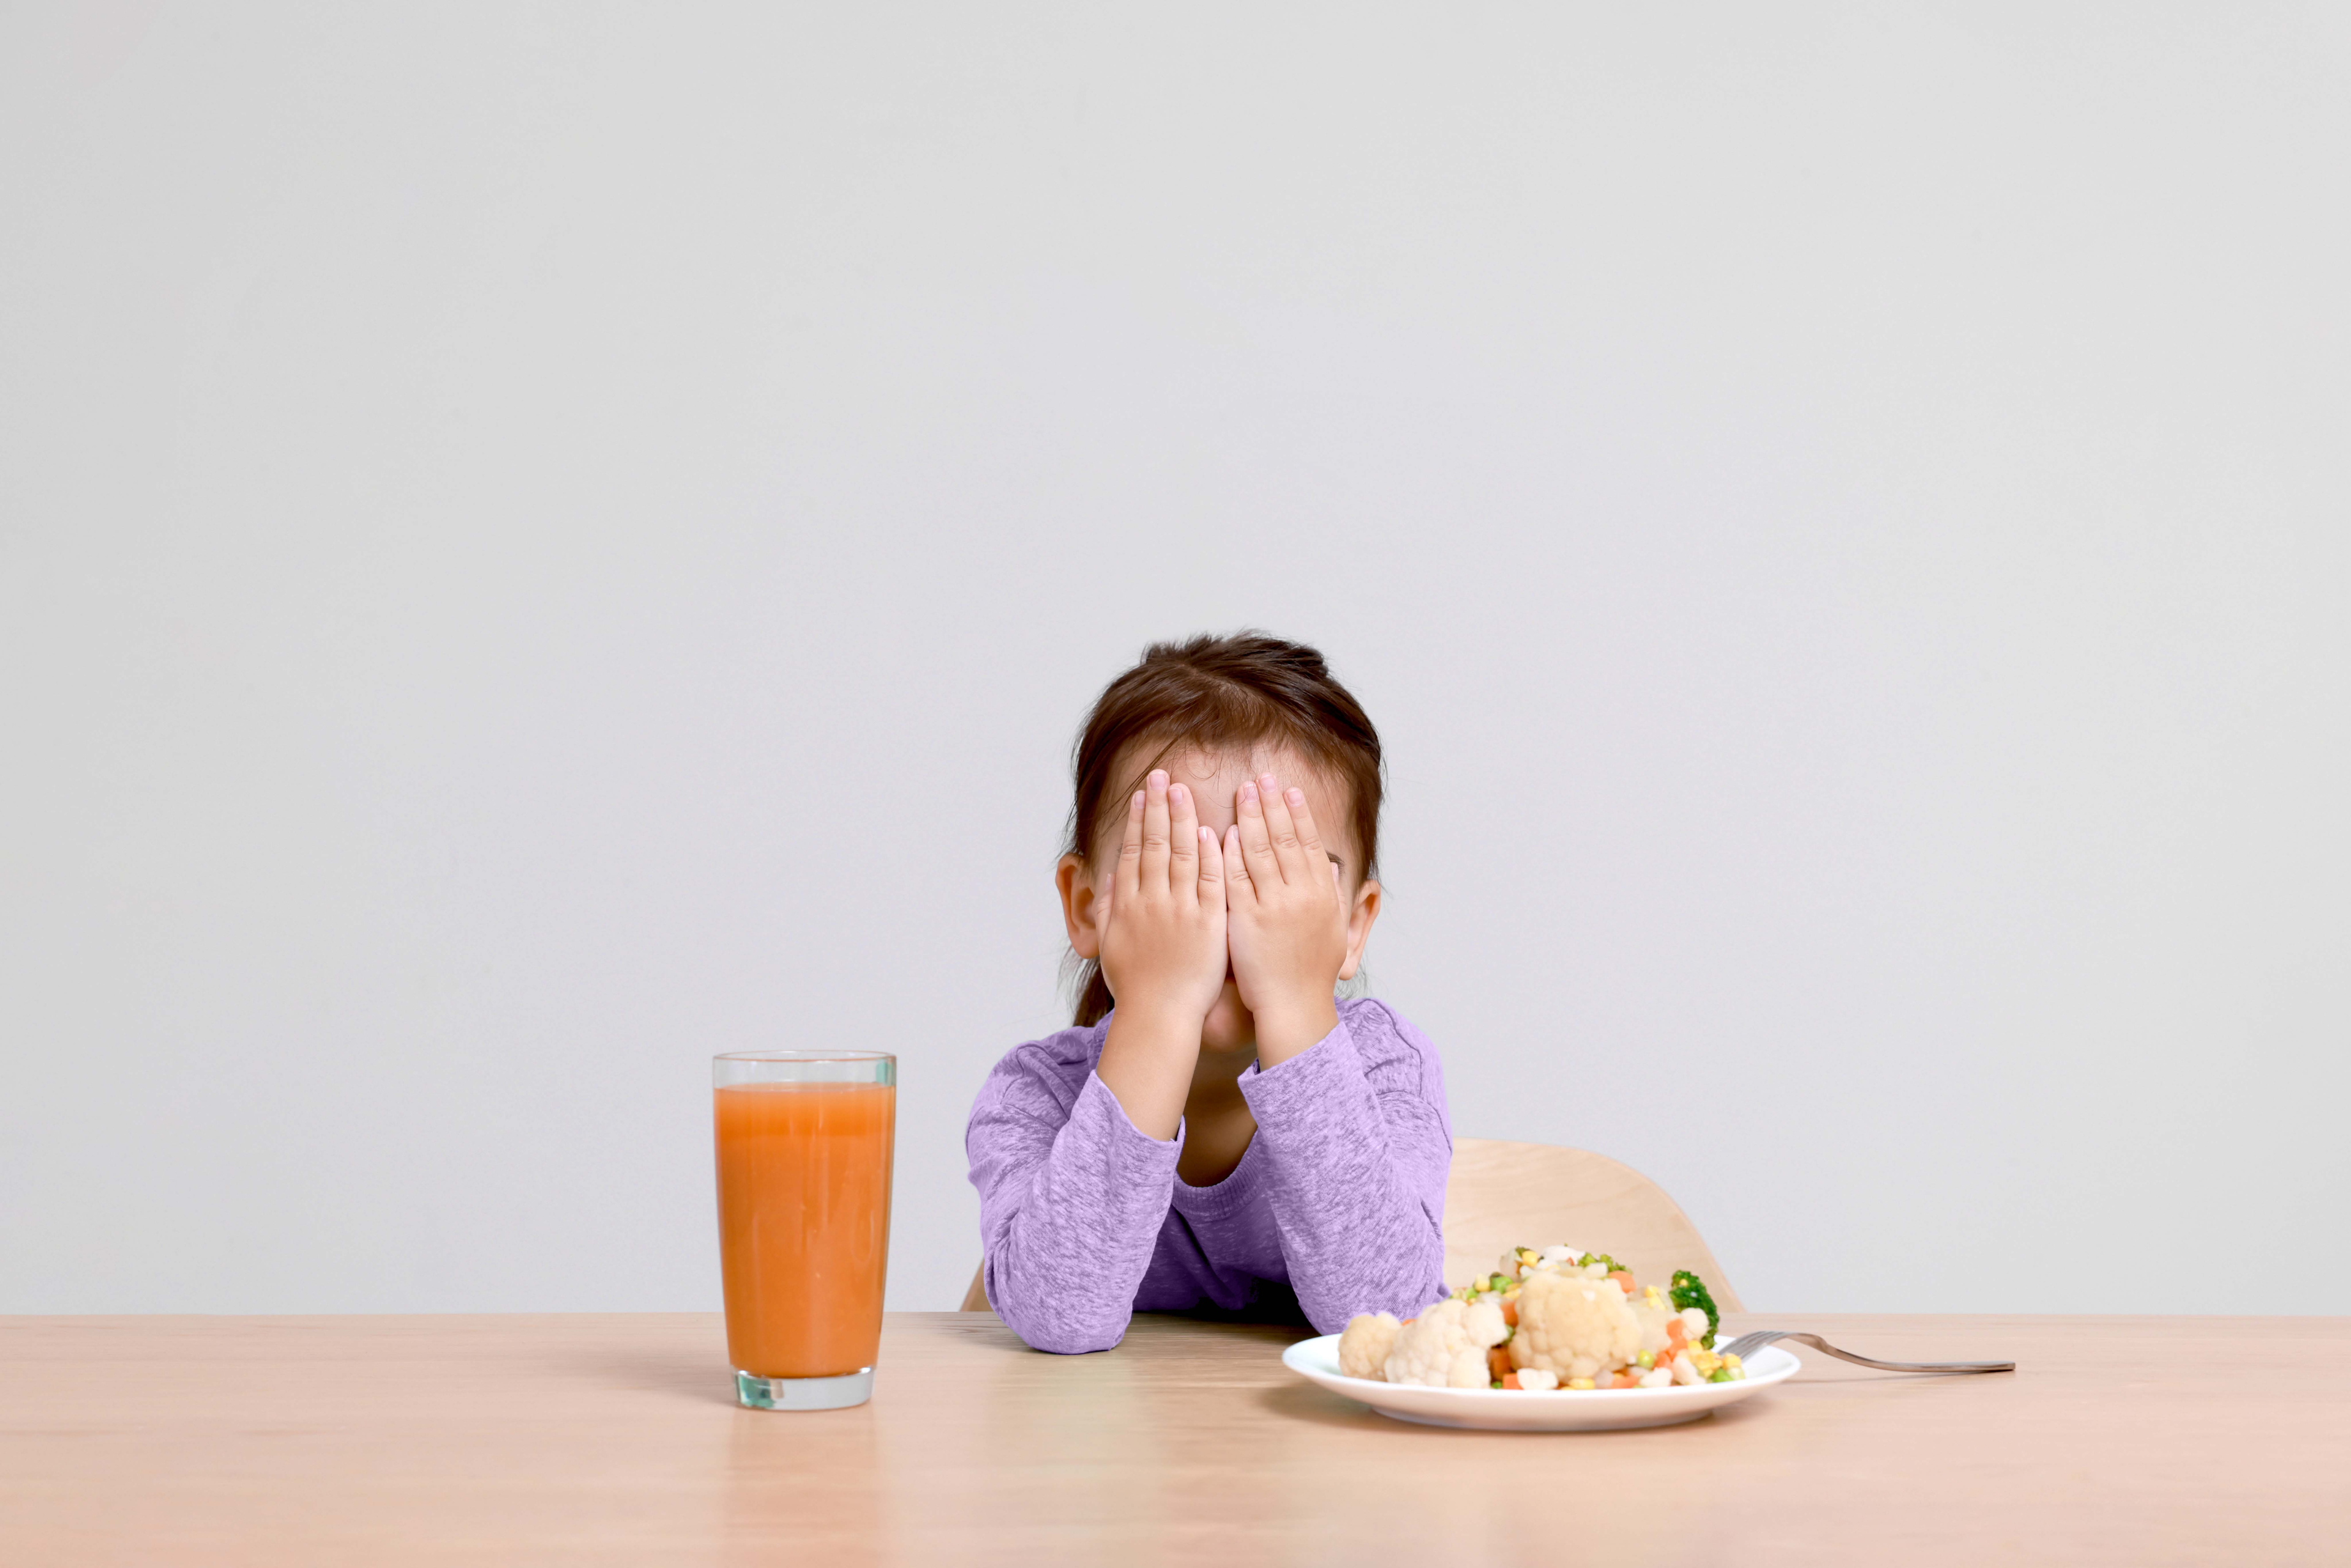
1057 853 1103 959
1337 878 1382 981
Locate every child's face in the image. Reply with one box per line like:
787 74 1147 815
1063 743 1379 1056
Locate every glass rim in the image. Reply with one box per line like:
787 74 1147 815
713 1049 896 1064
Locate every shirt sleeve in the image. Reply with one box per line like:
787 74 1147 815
1237 1000 1452 1334
966 1062 1182 1354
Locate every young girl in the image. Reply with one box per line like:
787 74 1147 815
966 632 1449 1353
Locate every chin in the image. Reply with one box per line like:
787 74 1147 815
1199 984 1255 1056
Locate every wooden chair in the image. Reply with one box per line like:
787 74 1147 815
1441 1138 1742 1311
957 1136 1739 1313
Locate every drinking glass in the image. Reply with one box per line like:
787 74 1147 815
712 1051 896 1410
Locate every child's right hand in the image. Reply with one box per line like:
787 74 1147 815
1097 768 1229 1030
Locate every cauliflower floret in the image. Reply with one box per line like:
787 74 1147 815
1539 1245 1578 1268
1630 1288 1682 1357
1516 1368 1561 1391
1461 1297 1506 1347
1508 1269 1643 1382
1383 1298 1510 1389
1679 1306 1711 1343
1337 1312 1401 1381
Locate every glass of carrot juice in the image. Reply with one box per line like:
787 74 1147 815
712 1050 896 1410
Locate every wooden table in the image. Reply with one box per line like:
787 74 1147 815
5 1312 2345 1564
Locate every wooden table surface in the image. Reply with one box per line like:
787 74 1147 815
5 1311 2346 1566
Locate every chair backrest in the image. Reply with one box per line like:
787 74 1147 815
956 1136 1739 1315
1444 1138 1742 1311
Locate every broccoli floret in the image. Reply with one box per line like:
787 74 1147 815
1575 1252 1628 1274
1668 1269 1719 1349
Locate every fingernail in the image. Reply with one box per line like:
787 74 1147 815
1169 782 1186 805
1260 773 1278 790
1149 769 1167 790
1133 790 1145 809
1199 825 1213 842
1239 781 1256 803
1286 787 1305 808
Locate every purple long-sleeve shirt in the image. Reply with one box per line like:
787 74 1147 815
965 997 1451 1354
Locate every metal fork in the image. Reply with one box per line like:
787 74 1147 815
1714 1329 2014 1375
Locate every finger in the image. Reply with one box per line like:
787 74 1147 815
1256 772 1308 884
1235 778 1283 888
1139 769 1172 891
1282 783 1336 901
1195 821 1225 905
1167 779 1199 898
1222 823 1253 904
1116 787 1144 901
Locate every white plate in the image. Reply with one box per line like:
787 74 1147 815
1281 1335 1800 1431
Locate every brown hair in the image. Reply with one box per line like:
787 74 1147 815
1064 631 1383 1027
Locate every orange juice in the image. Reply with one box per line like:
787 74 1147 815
714 1081 896 1378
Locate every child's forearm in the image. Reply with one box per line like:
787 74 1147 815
1092 1006 1201 1141
1245 992 1340 1070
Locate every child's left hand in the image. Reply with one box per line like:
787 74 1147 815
1222 773 1347 1064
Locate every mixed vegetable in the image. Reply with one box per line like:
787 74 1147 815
1337 1246 1745 1391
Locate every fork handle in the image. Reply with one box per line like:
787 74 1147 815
1775 1332 2014 1374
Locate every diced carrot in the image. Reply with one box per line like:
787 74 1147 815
1501 1373 1521 1390
1401 1318 1414 1327
1667 1319 1688 1348
1608 1270 1636 1292
1487 1345 1512 1381
1501 1299 1519 1328
1611 1371 1639 1389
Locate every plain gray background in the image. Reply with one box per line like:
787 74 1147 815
4 4 2345 1316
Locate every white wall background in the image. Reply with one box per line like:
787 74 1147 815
4 3 2345 1317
